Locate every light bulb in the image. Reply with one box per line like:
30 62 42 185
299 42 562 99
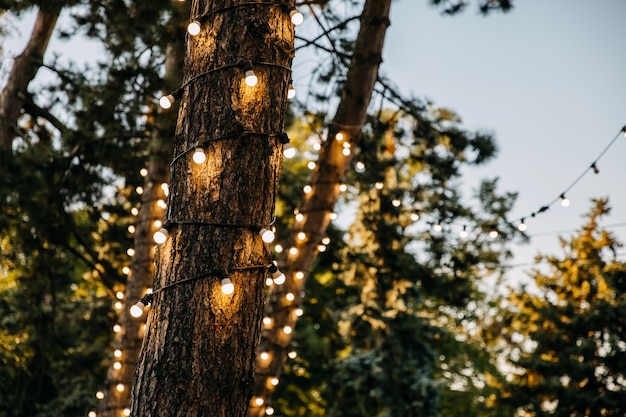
283 142 296 158
114 301 123 310
131 207 139 216
339 183 347 192
288 350 297 359
274 244 283 253
113 361 122 370
245 69 258 87
154 219 162 228
283 325 292 334
221 277 235 295
392 199 401 207
159 94 175 109
329 212 338 220
116 291 124 300
96 391 104 400
307 161 316 170
374 182 383 190
335 132 344 141
266 406 275 415
433 224 443 232
288 247 298 255
317 244 326 252
130 304 144 318
287 83 296 99
303 185 312 193
355 161 365 172
270 377 279 386
192 148 206 164
285 292 295 301
187 20 201 36
289 9 303 25
294 308 303 316
157 199 167 209
116 384 125 392
410 212 420 221
268 263 286 285
321 236 330 245
342 147 351 156
260 351 269 361
153 227 168 244
295 213 304 222
518 220 527 232
460 226 468 238
263 317 272 326
128 225 135 234
123 409 131 416
140 168 148 177
560 194 570 207
126 248 135 256
89 412 96 417
259 227 275 243
254 397 264 406
296 232 306 241
295 271 304 280
113 324 122 333
489 230 499 239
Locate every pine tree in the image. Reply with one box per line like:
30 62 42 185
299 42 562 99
497 199 626 416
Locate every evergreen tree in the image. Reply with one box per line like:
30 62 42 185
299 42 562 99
497 199 626 416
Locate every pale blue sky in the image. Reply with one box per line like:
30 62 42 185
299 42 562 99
3 1 625 283
382 0 626 279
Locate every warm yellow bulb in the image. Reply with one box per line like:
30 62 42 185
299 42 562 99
285 292 295 301
489 230 499 239
96 391 104 400
221 278 235 295
153 228 168 244
187 20 201 36
159 95 174 109
283 325 292 334
289 9 304 25
245 70 258 87
260 228 275 243
192 148 206 164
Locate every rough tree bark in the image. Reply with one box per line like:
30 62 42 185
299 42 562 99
97 22 185 417
248 0 392 414
0 5 60 149
130 1 294 416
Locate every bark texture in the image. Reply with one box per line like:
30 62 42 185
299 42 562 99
248 0 392 414
0 6 60 149
130 1 294 416
98 28 185 417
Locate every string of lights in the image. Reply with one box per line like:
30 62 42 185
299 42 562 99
509 125 626 232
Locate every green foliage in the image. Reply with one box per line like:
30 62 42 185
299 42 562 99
495 199 626 416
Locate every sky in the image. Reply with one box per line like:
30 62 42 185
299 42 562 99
381 0 626 282
2 0 625 285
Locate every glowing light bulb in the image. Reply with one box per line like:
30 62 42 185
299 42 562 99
321 236 330 245
113 361 122 370
161 183 169 196
307 161 316 170
460 226 468 238
266 406 275 415
303 185 312 193
130 304 144 318
263 317 272 326
489 230 499 239
245 69 258 87
114 301 123 310
518 220 527 232
375 182 383 190
317 244 327 252
433 223 443 232
116 383 125 392
268 264 286 285
126 248 135 256
221 277 235 295
335 132 344 141
339 183 347 192
153 227 169 244
140 168 148 177
192 148 206 164
355 161 365 172
259 228 275 243
295 271 304 280
254 397 265 406
122 266 130 275
283 325 293 334
260 351 269 361
342 147 351 156
285 292 295 301
89 412 96 417
157 199 167 209
130 293 152 318
116 291 124 300
289 8 304 25
287 83 296 99
295 213 304 222
289 247 298 255
274 244 283 253
288 350 297 359
392 199 401 207
560 194 570 207
296 232 306 241
187 20 201 36
113 324 122 333
159 94 174 109
329 212 338 220
123 409 131 416
131 207 139 216
96 391 104 400
128 225 135 233
410 212 420 221
283 142 296 158
154 219 162 228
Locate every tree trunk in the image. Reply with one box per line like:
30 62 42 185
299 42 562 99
248 0 392 414
98 23 186 417
130 1 294 416
0 6 60 149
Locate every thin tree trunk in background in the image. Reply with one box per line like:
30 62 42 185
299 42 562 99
130 1 294 415
98 26 185 417
248 0 392 414
0 6 60 149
